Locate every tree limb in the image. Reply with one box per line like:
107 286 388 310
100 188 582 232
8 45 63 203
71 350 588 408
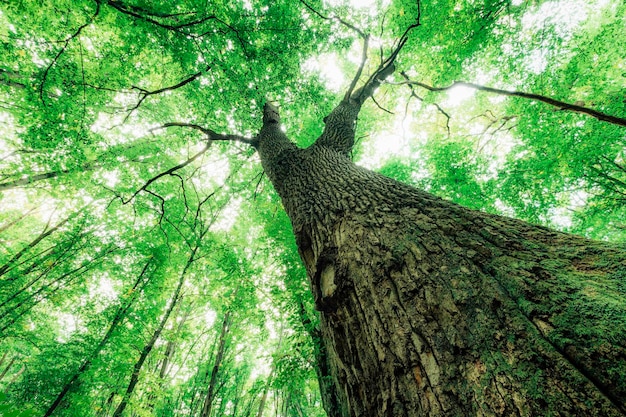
103 0 216 31
152 123 256 146
395 78 626 128
314 13 421 155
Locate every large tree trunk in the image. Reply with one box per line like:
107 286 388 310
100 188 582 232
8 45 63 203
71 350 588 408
256 103 626 416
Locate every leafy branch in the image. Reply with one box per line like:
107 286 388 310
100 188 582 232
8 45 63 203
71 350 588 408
39 1 101 104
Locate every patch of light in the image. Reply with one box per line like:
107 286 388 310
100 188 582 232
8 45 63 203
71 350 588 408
241 0 253 11
494 198 517 217
196 157 230 188
91 274 118 303
56 313 80 343
547 206 573 229
443 84 476 107
302 53 346 92
324 0 389 9
203 309 216 328
100 169 120 188
211 197 241 232
526 48 549 75
521 1 590 38
91 110 152 147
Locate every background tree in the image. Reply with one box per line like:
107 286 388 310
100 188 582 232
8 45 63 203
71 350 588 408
1 0 625 416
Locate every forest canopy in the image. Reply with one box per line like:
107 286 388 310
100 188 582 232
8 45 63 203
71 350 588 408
0 0 625 415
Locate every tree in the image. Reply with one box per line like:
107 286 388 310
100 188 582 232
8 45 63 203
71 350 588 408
254 78 626 416
1 0 626 416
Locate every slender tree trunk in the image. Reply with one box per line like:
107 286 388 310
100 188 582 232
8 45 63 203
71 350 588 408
0 355 15 381
199 310 231 417
256 367 274 417
112 250 194 417
0 207 36 234
256 102 626 416
43 257 155 417
0 244 118 336
0 210 77 278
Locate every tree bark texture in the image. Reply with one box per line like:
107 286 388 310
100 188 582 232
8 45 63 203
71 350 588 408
256 103 626 416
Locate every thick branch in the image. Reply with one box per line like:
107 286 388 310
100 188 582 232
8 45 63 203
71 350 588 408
153 123 256 146
127 66 211 117
104 0 216 31
314 18 420 155
397 78 626 128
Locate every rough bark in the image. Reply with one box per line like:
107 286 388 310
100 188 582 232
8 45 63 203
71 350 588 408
256 102 626 416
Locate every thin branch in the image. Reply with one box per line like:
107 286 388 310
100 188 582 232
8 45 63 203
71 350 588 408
0 167 88 192
345 34 370 101
122 144 211 205
126 66 211 118
104 0 216 31
601 155 626 174
104 1 249 53
371 94 393 115
400 71 450 137
394 79 626 128
0 69 26 89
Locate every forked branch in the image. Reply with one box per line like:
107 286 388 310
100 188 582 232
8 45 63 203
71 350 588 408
113 122 255 203
349 13 421 105
315 9 421 155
